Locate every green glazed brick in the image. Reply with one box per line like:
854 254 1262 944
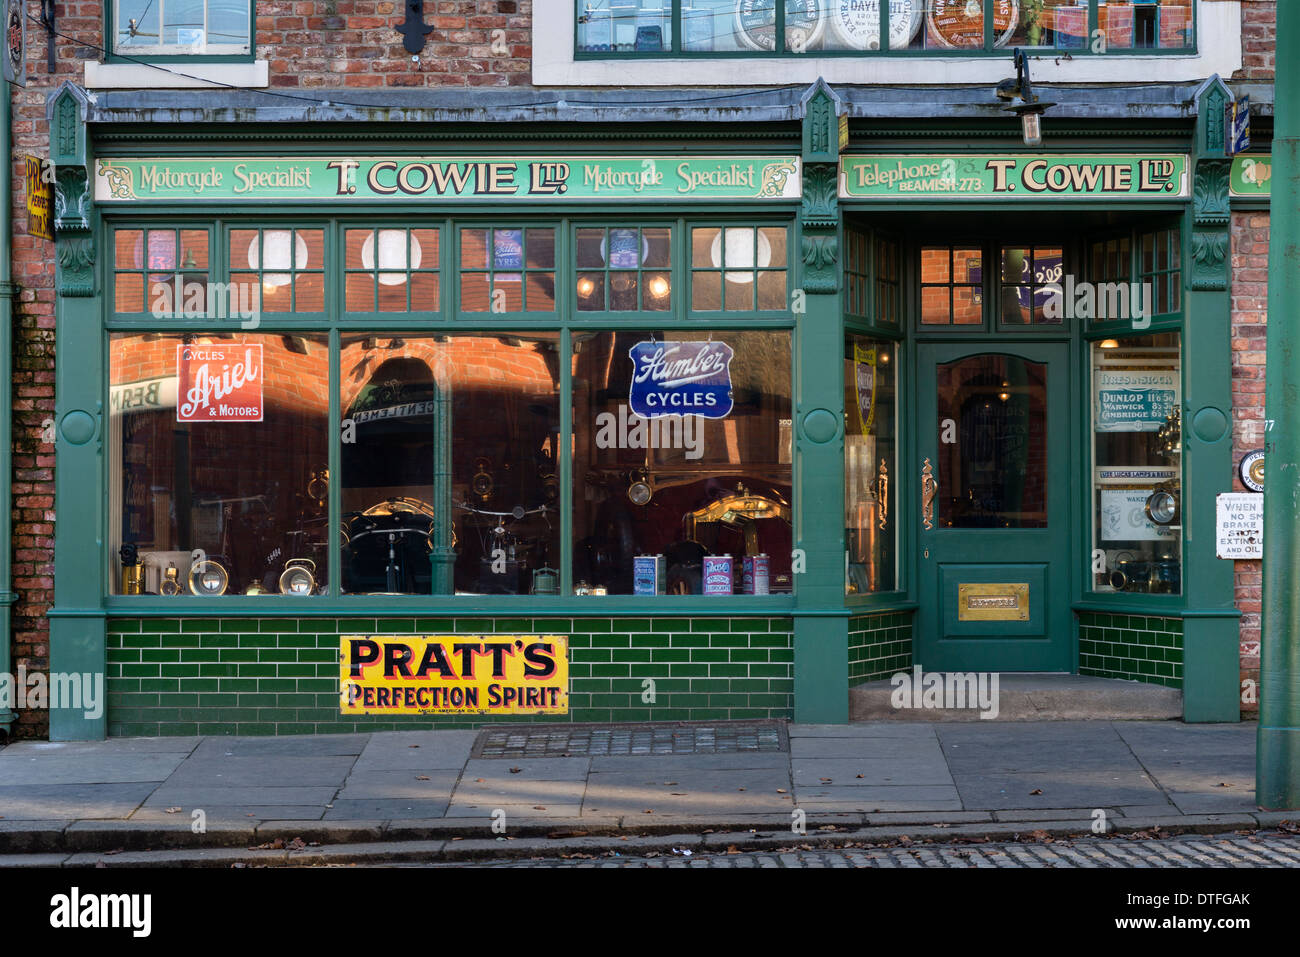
119 664 161 678
412 619 456 631
669 633 711 648
592 634 632 649
140 649 181 663
297 678 337 693
667 663 710 677
180 618 224 634
138 679 180 693
590 663 630 677
120 634 163 648
707 664 748 678
256 679 298 692
729 649 770 663
107 620 143 634
217 649 260 663
650 619 691 632
185 648 222 662
277 664 318 678
235 664 278 678
651 648 692 662
572 648 611 663
107 649 141 664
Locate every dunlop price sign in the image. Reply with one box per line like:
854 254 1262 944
340 635 568 715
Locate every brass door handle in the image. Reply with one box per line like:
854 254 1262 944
921 458 937 531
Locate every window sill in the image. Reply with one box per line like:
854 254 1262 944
85 60 269 90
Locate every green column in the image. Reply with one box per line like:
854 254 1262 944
48 85 107 740
1259 2 1300 809
793 81 849 724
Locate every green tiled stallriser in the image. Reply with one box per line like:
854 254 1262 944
1077 613 1184 689
848 612 913 684
106 617 794 736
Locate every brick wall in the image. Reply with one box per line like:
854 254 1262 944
106 616 794 734
1238 0 1276 80
1231 209 1267 714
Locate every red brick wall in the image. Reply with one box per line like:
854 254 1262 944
1238 0 1276 80
1231 210 1268 715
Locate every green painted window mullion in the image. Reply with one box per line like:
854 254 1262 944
559 327 574 597
442 218 454 321
880 0 888 52
328 327 341 600
671 0 682 54
674 216 687 320
1088 0 1098 51
775 0 785 54
983 0 993 52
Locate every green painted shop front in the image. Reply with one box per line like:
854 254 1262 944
43 79 1244 738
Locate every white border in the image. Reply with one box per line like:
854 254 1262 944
85 61 269 89
534 0 1240 87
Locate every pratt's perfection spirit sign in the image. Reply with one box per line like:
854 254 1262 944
839 154 1189 200
95 156 802 202
340 635 568 715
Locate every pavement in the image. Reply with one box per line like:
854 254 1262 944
0 719 1290 866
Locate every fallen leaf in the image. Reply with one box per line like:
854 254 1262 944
165 807 182 814
287 837 306 851
1028 830 1052 842
933 823 951 829
664 782 678 786
856 774 865 779
1029 788 1043 795
737 787 746 792
415 775 430 781
643 809 654 814
820 778 833 783
475 778 485 783
409 744 420 748
671 792 688 796
103 847 125 856
726 845 740 855
776 788 787 794
547 830 589 839
1216 782 1234 788
510 767 522 774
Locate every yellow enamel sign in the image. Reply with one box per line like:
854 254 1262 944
340 635 568 715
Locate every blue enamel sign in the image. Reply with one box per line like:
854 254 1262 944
628 340 734 419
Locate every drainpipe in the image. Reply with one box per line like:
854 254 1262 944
1259 0 1300 809
0 79 15 738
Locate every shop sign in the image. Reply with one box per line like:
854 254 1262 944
110 375 178 415
176 343 263 423
1093 368 1179 433
339 635 569 715
1216 493 1262 560
628 339 734 419
1229 155 1271 197
23 155 53 240
1101 488 1177 542
839 154 1189 200
95 156 803 203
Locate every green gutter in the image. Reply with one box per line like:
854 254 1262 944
0 79 15 736
1259 1 1300 810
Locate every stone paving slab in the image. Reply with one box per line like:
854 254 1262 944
0 853 67 867
452 780 588 805
336 770 459 801
325 799 452 820
589 752 790 771
791 758 953 786
192 734 370 758
0 783 155 820
460 757 591 780
952 769 1166 810
160 755 357 788
6 738 201 754
581 769 794 815
129 805 327 822
788 723 938 738
444 804 584 818
351 732 479 771
789 736 937 758
141 786 339 807
792 785 963 812
0 752 187 785
938 741 1143 773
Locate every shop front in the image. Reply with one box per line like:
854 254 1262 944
45 78 1242 738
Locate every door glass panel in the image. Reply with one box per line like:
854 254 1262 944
936 354 1048 529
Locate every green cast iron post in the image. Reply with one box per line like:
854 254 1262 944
0 79 14 737
1259 1 1300 809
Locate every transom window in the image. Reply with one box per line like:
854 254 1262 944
576 0 1194 57
113 0 253 57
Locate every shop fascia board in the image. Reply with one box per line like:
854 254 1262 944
70 84 1231 131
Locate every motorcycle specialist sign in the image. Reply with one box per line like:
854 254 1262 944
340 635 569 715
94 156 802 202
840 154 1189 200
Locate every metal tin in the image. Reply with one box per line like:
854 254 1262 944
703 555 734 595
742 554 770 595
634 554 665 595
829 0 922 51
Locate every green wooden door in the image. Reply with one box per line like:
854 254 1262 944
914 341 1072 672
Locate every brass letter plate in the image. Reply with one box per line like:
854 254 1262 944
958 583 1030 621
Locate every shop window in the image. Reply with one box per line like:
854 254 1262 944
460 227 556 313
339 334 561 596
845 229 869 320
576 226 672 312
577 0 1193 57
845 334 897 594
1090 333 1182 596
875 235 901 326
920 245 982 326
229 228 325 315
345 228 440 313
112 0 253 57
572 330 792 595
109 332 330 596
690 226 788 313
999 245 1064 325
1087 234 1133 321
1138 226 1182 317
112 228 211 316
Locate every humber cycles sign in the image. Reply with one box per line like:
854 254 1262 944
840 154 1189 199
95 156 802 202
628 340 735 419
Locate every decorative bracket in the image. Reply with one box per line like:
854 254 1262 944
397 0 436 54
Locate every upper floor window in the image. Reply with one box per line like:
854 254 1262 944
575 0 1194 57
113 0 252 58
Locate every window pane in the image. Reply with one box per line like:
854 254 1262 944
953 285 981 324
340 334 561 595
110 332 330 596
936 354 1048 529
1091 335 1182 595
846 335 897 594
573 330 793 595
921 286 950 325
578 0 673 53
1003 0 1086 49
921 246 950 284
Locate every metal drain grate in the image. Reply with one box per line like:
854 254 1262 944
471 720 787 759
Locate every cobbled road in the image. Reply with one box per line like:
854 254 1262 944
414 832 1300 868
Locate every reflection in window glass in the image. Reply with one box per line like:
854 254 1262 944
576 227 672 312
340 335 561 596
460 228 556 313
345 228 440 313
229 228 325 314
921 245 982 325
936 354 1048 529
573 330 792 595
110 332 329 596
1091 334 1182 595
690 226 788 312
577 0 674 52
115 0 252 55
113 228 211 316
845 335 896 594
999 246 1064 324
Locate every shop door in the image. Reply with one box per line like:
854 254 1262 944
914 342 1072 672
